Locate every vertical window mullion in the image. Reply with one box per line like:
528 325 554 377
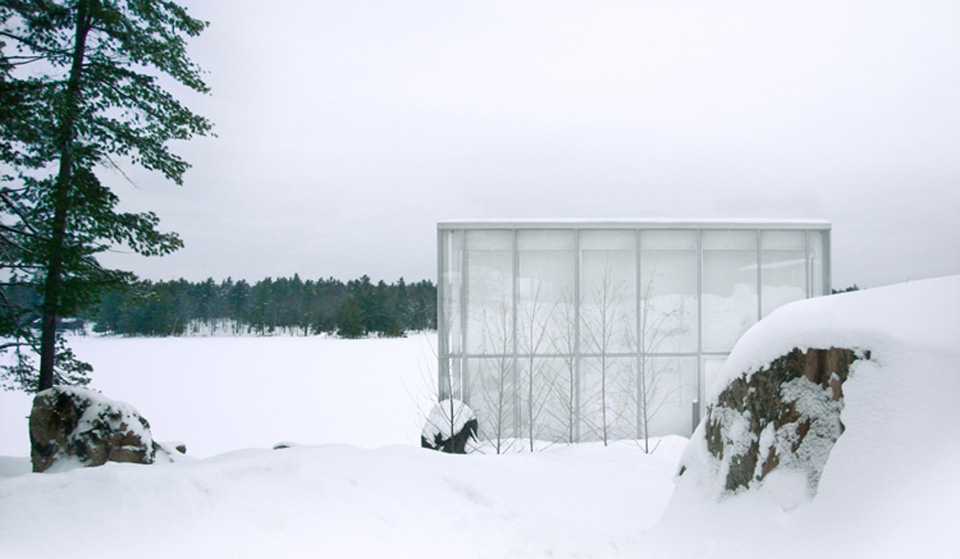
574 228 582 442
511 228 519 437
756 229 762 323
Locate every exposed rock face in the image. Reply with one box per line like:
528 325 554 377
696 347 865 497
30 387 157 473
421 399 478 454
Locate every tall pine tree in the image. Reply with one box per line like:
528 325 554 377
0 1 211 391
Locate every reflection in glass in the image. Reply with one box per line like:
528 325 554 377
640 231 698 353
465 231 513 354
702 230 758 353
761 230 806 317
517 230 575 357
579 356 634 443
466 357 518 453
580 230 636 355
810 230 827 297
440 230 462 355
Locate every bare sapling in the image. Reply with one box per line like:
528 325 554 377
477 301 515 454
580 268 628 446
545 291 579 444
625 274 687 453
516 283 559 451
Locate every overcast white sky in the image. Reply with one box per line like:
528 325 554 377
100 0 960 290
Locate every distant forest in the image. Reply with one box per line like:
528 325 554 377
82 275 436 338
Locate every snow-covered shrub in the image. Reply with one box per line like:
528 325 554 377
421 399 478 454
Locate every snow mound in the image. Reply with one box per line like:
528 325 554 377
0 442 683 559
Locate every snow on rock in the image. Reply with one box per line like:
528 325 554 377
421 398 478 453
654 275 960 558
683 346 862 503
29 386 167 472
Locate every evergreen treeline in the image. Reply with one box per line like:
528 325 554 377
86 275 436 338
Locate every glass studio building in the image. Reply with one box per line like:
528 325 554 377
437 220 831 444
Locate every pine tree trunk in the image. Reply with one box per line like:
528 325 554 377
38 2 93 391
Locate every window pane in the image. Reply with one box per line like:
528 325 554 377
466 229 512 250
464 230 513 354
641 229 697 251
517 230 576 356
579 229 635 250
639 230 698 353
702 356 727 402
809 230 827 296
465 357 519 445
531 357 579 444
516 356 571 444
579 356 634 442
517 229 576 251
641 356 699 437
579 230 637 355
438 357 463 401
702 230 758 352
440 230 463 354
761 230 806 317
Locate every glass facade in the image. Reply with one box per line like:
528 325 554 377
438 220 831 442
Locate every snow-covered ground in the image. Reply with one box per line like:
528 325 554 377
1 335 442 458
1 275 958 558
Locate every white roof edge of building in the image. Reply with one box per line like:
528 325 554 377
437 218 831 230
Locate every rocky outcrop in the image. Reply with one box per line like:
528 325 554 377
687 347 866 497
29 387 159 473
421 399 478 454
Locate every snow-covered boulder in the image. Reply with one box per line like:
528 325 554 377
421 399 478 454
684 346 864 499
672 275 960 514
29 387 159 472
